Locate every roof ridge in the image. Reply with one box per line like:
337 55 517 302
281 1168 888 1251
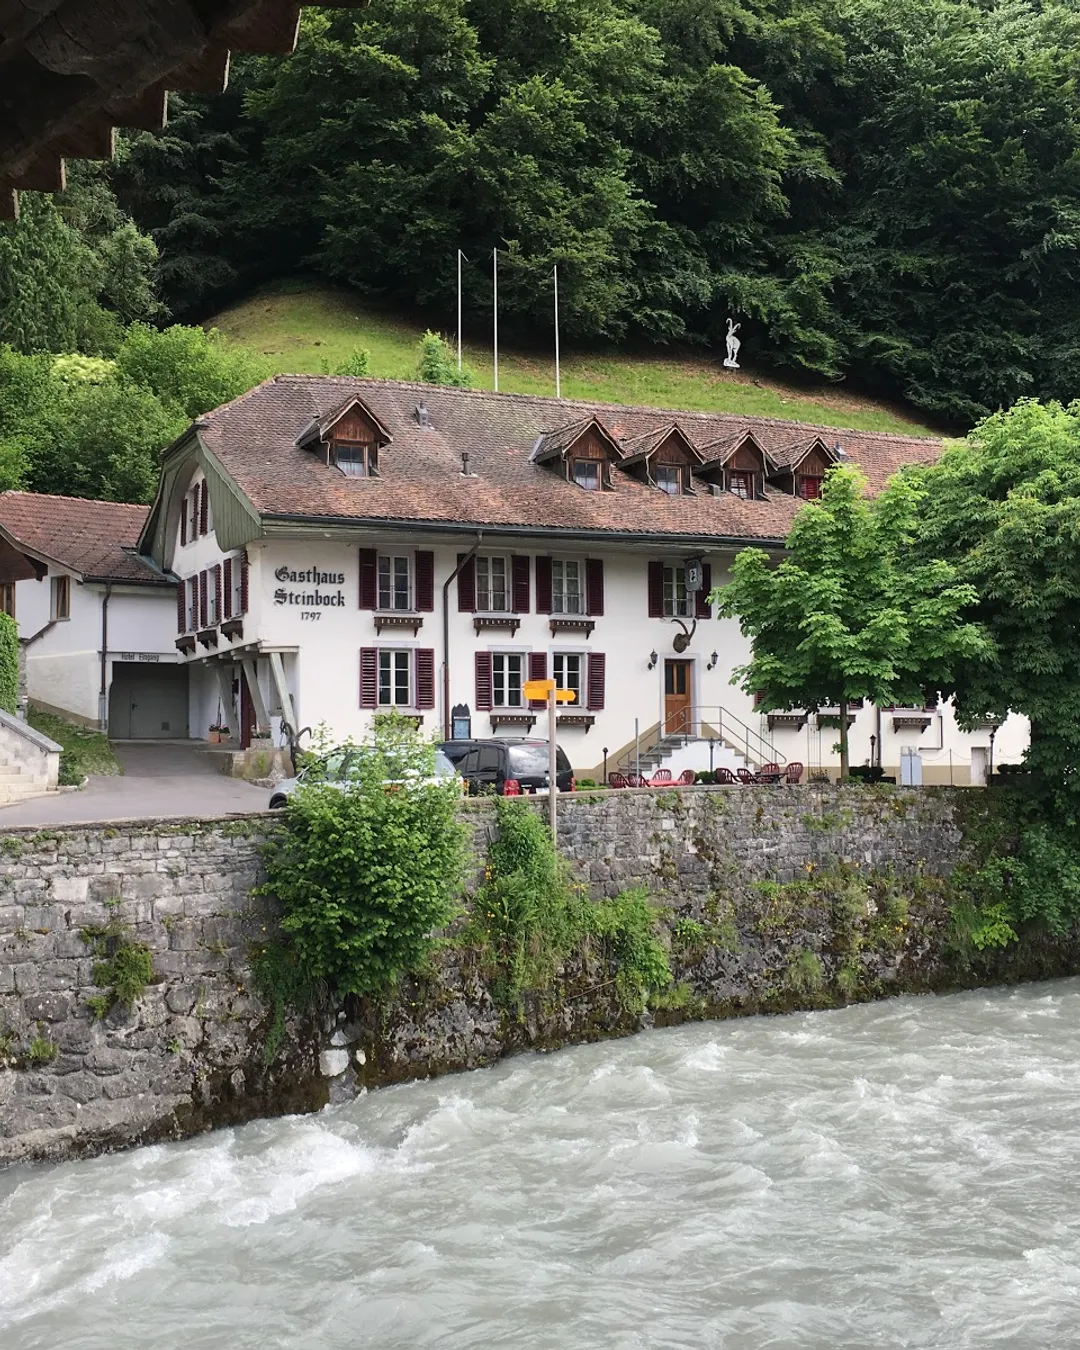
259 374 938 445
0 489 149 511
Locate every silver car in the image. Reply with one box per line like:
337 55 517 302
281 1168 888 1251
268 747 462 809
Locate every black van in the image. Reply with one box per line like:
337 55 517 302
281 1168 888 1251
439 737 574 796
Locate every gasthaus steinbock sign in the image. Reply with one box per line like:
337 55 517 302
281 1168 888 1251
272 565 347 621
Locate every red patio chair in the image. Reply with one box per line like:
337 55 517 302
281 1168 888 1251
736 768 757 785
714 767 737 785
628 773 648 787
757 762 782 784
785 761 804 785
676 769 696 785
650 768 673 785
608 772 629 788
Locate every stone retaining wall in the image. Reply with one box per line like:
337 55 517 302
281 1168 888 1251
0 786 1066 1167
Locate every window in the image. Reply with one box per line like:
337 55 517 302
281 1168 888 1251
798 475 823 500
0 583 14 618
655 465 682 496
553 653 582 705
729 471 755 500
551 560 583 615
492 653 524 707
50 574 70 621
378 650 412 706
572 459 601 491
208 567 220 625
662 565 690 618
334 441 378 477
476 556 508 611
378 555 411 610
188 488 199 537
231 559 244 618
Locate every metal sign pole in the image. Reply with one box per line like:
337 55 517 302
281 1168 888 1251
549 687 558 845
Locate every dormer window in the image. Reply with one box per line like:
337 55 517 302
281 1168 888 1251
573 459 602 491
656 465 682 496
797 475 823 500
729 471 756 500
333 440 379 477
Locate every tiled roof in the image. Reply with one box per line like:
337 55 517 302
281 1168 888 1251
767 434 840 471
0 492 169 585
194 377 942 545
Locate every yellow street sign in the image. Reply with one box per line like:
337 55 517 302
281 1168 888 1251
555 689 576 703
523 678 555 699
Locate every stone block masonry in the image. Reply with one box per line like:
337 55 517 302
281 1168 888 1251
0 787 1072 1167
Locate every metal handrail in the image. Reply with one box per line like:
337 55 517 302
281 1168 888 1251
616 704 786 773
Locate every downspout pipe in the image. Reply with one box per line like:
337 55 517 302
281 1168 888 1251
442 533 483 737
99 583 112 732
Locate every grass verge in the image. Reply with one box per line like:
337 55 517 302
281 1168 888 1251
27 708 121 778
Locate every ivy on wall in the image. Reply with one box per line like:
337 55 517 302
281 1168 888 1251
0 611 18 714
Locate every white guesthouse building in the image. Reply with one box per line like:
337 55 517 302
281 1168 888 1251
121 375 1025 784
0 492 185 736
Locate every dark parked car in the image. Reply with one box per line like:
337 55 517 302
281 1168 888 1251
439 737 574 796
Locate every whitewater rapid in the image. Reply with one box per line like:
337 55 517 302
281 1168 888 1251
3 981 1080 1348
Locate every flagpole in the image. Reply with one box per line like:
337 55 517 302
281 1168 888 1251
456 249 466 372
553 263 561 398
492 247 499 392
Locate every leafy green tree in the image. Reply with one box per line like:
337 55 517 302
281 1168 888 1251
115 323 267 419
913 400 1080 805
0 346 50 490
714 465 990 775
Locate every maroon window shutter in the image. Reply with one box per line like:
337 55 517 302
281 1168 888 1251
222 557 232 619
359 548 377 609
359 648 379 709
199 481 208 536
176 581 186 633
528 650 547 708
512 556 530 613
695 563 712 619
240 553 249 614
586 558 604 616
415 550 434 612
199 570 208 628
475 652 493 711
647 561 664 618
214 564 222 620
457 554 476 612
587 652 606 711
536 556 553 614
180 503 187 548
415 649 436 710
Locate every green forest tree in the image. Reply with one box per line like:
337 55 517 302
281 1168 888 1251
713 465 990 776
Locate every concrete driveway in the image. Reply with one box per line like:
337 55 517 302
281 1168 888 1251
0 740 271 826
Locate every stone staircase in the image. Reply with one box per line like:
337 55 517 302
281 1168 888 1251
0 710 61 807
617 705 786 779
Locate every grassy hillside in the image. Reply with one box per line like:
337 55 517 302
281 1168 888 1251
209 280 938 438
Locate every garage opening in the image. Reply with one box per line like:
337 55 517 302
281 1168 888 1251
108 662 189 739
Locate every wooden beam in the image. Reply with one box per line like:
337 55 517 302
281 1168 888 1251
9 151 64 192
105 84 168 132
223 0 301 56
49 120 115 161
170 43 230 95
0 186 16 221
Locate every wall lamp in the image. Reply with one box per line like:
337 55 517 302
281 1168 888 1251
706 651 719 670
647 650 658 670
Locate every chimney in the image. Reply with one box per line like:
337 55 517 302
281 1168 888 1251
415 402 431 428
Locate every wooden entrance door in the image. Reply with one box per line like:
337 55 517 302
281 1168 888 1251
664 659 692 735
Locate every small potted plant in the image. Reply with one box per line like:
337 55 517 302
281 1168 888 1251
207 721 229 744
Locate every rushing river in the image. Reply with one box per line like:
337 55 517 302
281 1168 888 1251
3 982 1080 1348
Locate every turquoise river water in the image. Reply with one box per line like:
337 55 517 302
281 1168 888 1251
2 980 1080 1348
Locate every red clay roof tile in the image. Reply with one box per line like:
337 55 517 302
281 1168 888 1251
0 491 167 584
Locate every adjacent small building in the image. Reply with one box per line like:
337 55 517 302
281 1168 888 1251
0 492 185 736
124 375 1026 783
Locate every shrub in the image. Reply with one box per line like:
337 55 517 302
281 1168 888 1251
57 750 83 786
80 918 155 1017
415 330 475 387
260 715 468 1001
0 611 18 714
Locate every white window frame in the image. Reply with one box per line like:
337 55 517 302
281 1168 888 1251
50 574 71 621
572 459 602 491
207 570 220 625
231 557 244 617
187 577 199 631
378 554 412 611
552 652 583 706
491 652 525 708
655 464 682 495
188 488 199 537
377 649 412 707
476 555 509 612
663 564 691 618
551 559 584 615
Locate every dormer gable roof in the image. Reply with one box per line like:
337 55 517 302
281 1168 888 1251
696 429 777 473
618 422 705 468
295 394 393 452
531 416 624 464
767 434 843 473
